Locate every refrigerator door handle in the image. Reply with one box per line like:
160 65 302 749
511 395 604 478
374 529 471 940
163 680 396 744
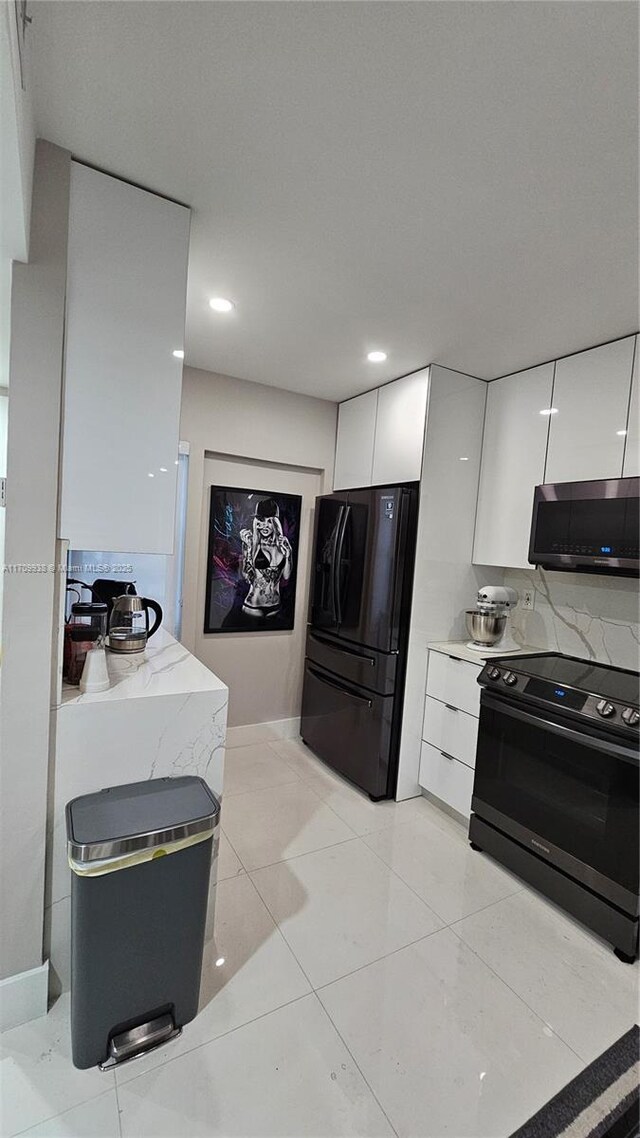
334 504 351 626
308 630 376 666
307 665 373 709
388 489 410 652
325 504 344 623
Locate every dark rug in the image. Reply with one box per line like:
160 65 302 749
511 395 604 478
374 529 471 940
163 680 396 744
511 1025 639 1138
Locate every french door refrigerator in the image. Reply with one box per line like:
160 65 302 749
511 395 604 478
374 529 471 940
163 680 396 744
300 485 418 800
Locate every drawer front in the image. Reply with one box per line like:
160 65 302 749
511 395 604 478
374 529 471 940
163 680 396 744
306 629 397 696
421 696 479 769
426 651 482 718
419 742 475 819
301 661 393 799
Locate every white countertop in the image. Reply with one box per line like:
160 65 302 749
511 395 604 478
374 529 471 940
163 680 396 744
427 640 543 666
60 627 227 707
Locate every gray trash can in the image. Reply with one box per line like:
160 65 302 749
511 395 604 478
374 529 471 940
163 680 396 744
66 775 220 1070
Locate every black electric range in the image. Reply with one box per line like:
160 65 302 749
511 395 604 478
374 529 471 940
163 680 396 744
469 652 639 963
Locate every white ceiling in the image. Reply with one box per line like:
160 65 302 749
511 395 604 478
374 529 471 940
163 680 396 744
31 1 638 401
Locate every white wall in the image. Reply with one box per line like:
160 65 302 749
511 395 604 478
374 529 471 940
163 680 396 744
0 388 7 628
396 365 499 800
506 567 639 671
180 366 337 728
1 2 35 265
0 142 70 985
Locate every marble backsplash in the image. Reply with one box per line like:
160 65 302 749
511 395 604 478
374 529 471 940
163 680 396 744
505 567 639 671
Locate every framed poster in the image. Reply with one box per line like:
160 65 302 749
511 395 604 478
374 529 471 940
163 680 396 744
204 485 302 633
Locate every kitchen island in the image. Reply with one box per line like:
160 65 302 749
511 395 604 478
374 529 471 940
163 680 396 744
46 629 228 994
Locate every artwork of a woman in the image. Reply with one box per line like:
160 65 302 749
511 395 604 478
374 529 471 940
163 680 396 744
204 485 301 633
239 498 292 618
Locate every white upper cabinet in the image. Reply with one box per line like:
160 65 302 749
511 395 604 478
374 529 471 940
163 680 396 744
622 337 639 477
59 163 190 554
333 389 377 490
371 370 429 485
473 363 554 568
544 337 635 484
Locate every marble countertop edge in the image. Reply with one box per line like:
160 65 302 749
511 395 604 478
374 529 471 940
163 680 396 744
57 628 228 709
427 640 544 665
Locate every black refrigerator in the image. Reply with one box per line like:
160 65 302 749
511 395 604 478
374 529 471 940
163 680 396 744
300 484 418 800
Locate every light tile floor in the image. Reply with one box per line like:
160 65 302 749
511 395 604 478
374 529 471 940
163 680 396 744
2 737 638 1137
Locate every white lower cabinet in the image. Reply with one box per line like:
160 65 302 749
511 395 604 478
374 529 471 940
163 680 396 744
425 651 481 717
419 742 475 819
422 696 478 769
419 649 481 819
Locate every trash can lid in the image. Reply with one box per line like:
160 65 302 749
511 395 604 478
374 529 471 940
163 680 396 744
66 776 220 862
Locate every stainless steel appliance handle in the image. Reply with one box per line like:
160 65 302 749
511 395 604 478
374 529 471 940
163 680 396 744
309 630 375 666
333 504 351 626
482 693 639 765
327 507 343 623
308 664 373 709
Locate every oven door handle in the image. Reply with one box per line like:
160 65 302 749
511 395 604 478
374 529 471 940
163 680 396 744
481 693 639 766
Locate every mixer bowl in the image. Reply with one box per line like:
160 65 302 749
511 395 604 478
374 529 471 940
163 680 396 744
465 611 507 646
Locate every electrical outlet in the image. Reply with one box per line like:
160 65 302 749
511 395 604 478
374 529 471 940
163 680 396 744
522 589 534 611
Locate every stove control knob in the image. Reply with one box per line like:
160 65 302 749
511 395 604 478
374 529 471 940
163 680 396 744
622 707 640 727
503 671 518 686
596 699 615 718
487 667 501 681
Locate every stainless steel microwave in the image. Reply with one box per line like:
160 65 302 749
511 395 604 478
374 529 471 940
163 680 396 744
528 477 639 577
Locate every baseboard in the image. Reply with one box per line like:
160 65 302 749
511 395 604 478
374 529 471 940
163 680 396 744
225 717 300 749
0 960 49 1031
420 788 469 828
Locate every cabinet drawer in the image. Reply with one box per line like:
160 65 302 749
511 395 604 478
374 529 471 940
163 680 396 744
419 742 475 819
426 651 482 718
421 696 479 769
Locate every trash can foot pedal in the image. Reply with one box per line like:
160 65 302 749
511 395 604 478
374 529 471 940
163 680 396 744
99 1013 182 1070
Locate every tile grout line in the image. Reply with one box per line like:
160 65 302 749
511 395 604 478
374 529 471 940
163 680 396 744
234 832 363 875
360 818 526 927
221 774 303 801
114 991 314 1093
446 923 588 1068
311 991 400 1138
218 824 245 872
234 848 403 1138
361 829 452 924
310 924 447 995
240 870 315 994
113 874 320 1088
10 1084 118 1138
248 859 447 997
113 1069 124 1138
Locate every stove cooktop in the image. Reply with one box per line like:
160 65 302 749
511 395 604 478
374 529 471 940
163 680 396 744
479 652 640 734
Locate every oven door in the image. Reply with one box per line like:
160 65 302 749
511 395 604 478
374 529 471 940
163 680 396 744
473 692 639 914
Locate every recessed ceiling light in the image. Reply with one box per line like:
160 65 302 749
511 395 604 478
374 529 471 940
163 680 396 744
172 349 184 359
215 957 225 967
617 429 628 436
367 350 387 363
159 467 168 473
209 297 234 313
148 472 154 478
459 456 469 461
539 407 558 416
